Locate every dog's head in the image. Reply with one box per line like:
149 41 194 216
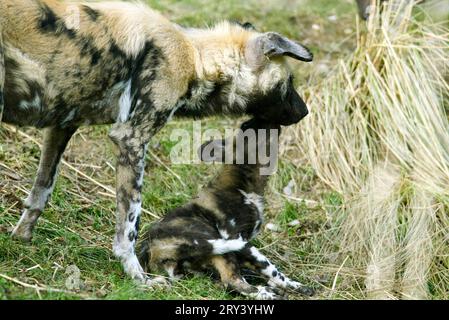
243 31 312 126
199 118 280 176
179 23 313 126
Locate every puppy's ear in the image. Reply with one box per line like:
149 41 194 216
198 139 227 163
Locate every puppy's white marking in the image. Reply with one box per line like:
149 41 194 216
239 191 264 240
239 190 264 213
250 246 268 262
268 273 302 289
262 264 279 279
208 236 246 254
218 227 230 240
249 246 292 288
165 265 176 279
251 220 261 239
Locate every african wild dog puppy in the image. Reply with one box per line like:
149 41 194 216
138 118 314 299
0 0 312 285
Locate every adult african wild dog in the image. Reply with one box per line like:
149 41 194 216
138 118 314 299
0 0 312 285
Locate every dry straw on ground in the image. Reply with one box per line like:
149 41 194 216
286 0 449 299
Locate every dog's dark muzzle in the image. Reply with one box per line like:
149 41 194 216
278 89 309 126
248 84 309 126
265 89 309 126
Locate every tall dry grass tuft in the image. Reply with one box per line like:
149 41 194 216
285 0 449 299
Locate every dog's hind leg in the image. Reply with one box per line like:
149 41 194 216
12 126 78 242
237 245 314 296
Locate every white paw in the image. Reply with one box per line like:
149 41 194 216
122 254 145 280
269 278 315 296
286 280 303 290
145 276 171 289
250 286 279 300
11 227 33 242
268 274 300 290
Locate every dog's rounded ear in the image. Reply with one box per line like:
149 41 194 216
246 32 313 68
198 139 227 163
233 21 256 30
241 22 256 30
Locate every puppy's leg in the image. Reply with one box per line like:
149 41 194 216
12 126 78 242
238 245 314 296
211 255 280 300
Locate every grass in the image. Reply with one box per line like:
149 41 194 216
1 0 448 300
0 117 331 299
287 0 449 299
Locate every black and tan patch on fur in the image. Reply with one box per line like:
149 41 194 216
82 5 100 21
38 2 76 38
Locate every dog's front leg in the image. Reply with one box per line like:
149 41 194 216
108 116 170 286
